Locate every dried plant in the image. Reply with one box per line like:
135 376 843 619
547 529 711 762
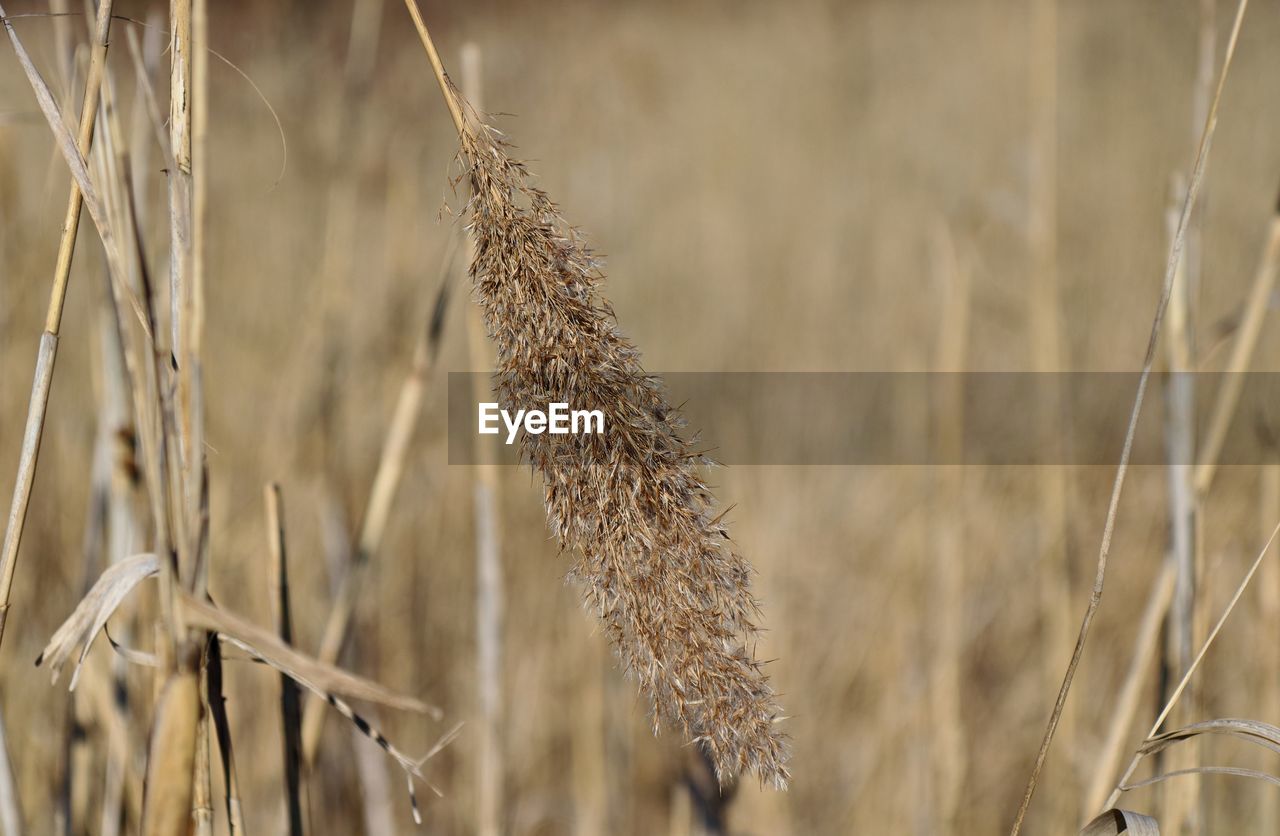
464 111 788 788
403 1 789 787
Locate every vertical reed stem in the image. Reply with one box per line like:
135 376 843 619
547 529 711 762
930 222 968 831
1027 0 1076 821
0 0 115 653
460 42 506 836
1260 464 1280 833
1160 180 1199 836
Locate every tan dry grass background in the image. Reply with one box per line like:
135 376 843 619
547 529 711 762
3 0 1280 833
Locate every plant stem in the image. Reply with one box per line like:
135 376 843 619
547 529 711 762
0 0 116 653
401 0 469 137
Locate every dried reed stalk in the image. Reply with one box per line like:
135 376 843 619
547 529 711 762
930 222 968 830
168 0 192 358
206 638 246 835
192 674 213 836
91 45 148 836
0 0 115 653
1260 464 1280 833
141 656 201 836
1027 0 1078 824
185 0 210 598
402 1 789 786
1157 5 1216 827
461 42 506 836
1160 179 1200 836
570 618 609 836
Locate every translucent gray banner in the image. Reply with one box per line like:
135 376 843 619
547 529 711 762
445 372 1280 465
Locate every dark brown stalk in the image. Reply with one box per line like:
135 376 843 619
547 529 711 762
267 484 305 836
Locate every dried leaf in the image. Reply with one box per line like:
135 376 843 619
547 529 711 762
1117 718 1280 792
0 0 120 267
1122 766 1280 793
1139 717 1280 760
178 591 439 716
1081 809 1160 835
36 553 160 689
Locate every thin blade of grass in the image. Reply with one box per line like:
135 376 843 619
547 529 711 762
1121 767 1280 793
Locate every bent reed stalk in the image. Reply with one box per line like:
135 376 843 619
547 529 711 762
403 0 790 787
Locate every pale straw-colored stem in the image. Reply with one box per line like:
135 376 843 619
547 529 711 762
930 222 968 832
168 0 192 358
1027 0 1077 821
192 676 213 836
402 0 470 138
460 42 506 836
1160 179 1200 835
0 0 115 653
141 658 201 836
1259 465 1280 833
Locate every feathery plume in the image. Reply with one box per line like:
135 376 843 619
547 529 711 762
459 111 790 787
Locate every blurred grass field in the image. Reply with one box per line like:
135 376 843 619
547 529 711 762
4 0 1280 833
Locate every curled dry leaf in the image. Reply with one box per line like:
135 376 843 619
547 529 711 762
36 552 160 689
1114 717 1280 794
1081 809 1160 835
1139 717 1280 760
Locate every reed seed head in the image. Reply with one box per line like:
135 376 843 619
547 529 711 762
459 114 790 788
